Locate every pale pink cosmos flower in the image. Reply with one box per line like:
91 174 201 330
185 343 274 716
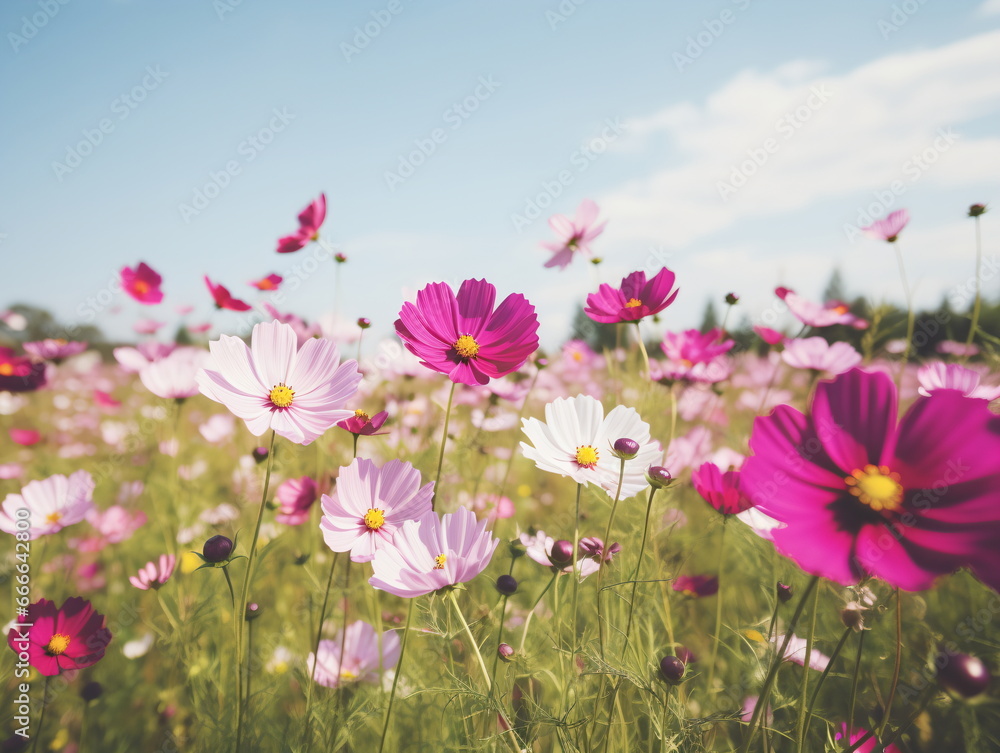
275 476 318 526
82 505 147 549
139 347 211 400
23 339 88 361
937 340 979 357
369 507 499 598
321 459 433 562
542 199 607 269
664 426 713 474
196 320 362 445
781 337 862 375
774 632 831 671
861 208 910 243
520 530 600 580
134 319 166 335
917 362 1000 400
113 342 176 373
0 470 95 540
0 463 23 480
308 620 401 688
199 413 236 443
775 287 868 330
129 554 176 590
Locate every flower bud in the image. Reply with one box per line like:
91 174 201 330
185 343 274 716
251 446 269 464
659 655 685 683
334 253 347 263
549 539 574 567
969 203 988 217
496 575 518 596
776 582 793 603
590 257 603 265
245 602 263 621
611 437 639 460
937 649 991 699
675 646 697 665
203 535 234 564
646 466 673 489
498 643 515 662
80 681 103 702
508 539 527 559
357 317 371 329
840 602 865 630
725 292 739 305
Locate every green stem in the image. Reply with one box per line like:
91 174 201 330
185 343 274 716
378 598 414 753
335 560 352 723
303 552 339 751
623 487 659 651
431 381 457 510
965 215 983 352
598 460 627 659
893 244 915 388
567 484 583 690
30 676 50 753
634 322 650 378
803 625 853 742
519 571 558 652
706 522 727 695
847 629 866 741
795 580 820 753
877 589 902 739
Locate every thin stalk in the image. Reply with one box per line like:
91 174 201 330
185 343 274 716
634 322 650 378
706 521 727 694
803 625 852 742
893 244 915 388
303 552 340 751
964 214 983 352
847 629 866 741
489 558 517 705
794 581 821 753
877 589 903 739
519 571 558 652
431 381 457 510
875 685 936 751
30 676 50 753
378 598 414 753
623 487 660 650
568 483 583 676
335 560 352 724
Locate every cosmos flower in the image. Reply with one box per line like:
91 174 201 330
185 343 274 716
395 279 539 386
520 530 600 579
780 337 862 375
204 276 252 312
742 368 1000 591
308 620 401 688
197 320 361 445
672 575 719 598
584 267 679 324
274 476 318 526
578 536 621 563
128 554 176 590
917 362 1000 400
22 339 88 362
861 208 910 243
368 506 499 598
834 726 901 753
82 505 147 549
277 193 327 254
542 199 606 269
520 395 661 499
139 347 210 400
691 462 751 515
321 458 433 563
113 342 176 373
774 632 831 671
0 347 47 393
0 470 95 540
133 319 165 335
660 329 735 365
336 409 389 437
9 428 41 446
754 326 786 346
775 287 867 330
249 273 283 291
7 597 112 676
121 262 164 304
937 340 979 358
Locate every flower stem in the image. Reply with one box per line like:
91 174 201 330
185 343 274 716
847 628 866 741
794 579 820 753
568 483 583 678
597 460 627 660
803 624 852 742
378 598 414 753
235 429 276 753
894 244 915 388
519 571 558 652
965 214 983 353
634 322 650 378
30 676 50 753
303 552 339 751
877 588 903 739
431 381 457 510
335 560 352 722
706 521 727 695
623 487 659 652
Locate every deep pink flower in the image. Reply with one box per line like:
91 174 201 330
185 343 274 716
369 506 499 598
204 276 252 312
917 363 1000 401
692 462 751 515
0 347 47 392
321 458 433 563
197 320 361 445
584 267 679 323
250 273 283 291
781 337 862 374
9 428 41 446
275 476 318 526
0 470 95 540
542 199 606 269
754 326 786 346
93 390 121 410
121 262 164 304
672 574 719 597
188 322 212 334
835 726 901 753
578 536 621 563
661 329 734 365
861 209 910 243
277 193 326 254
337 409 389 436
7 597 112 676
395 279 539 386
742 368 1000 591
776 287 867 329
23 339 87 361
129 554 176 590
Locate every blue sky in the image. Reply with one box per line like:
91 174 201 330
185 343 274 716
2 0 998 348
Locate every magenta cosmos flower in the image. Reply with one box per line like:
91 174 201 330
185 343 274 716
337 408 389 436
584 267 679 323
196 320 361 445
742 368 1000 591
7 597 112 676
204 276 252 312
781 337 862 375
543 199 606 269
308 620 401 688
321 458 433 563
23 339 88 362
275 476 318 525
861 208 910 243
672 574 719 598
661 328 734 365
121 262 163 304
277 193 326 254
395 279 539 386
691 462 751 515
0 470 95 540
369 506 499 598
129 554 176 590
776 287 867 329
0 348 46 393
9 428 42 446
249 273 283 291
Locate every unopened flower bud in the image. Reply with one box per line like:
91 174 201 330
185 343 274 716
646 466 673 489
80 681 103 702
776 582 793 603
498 643 515 662
612 437 639 460
550 539 574 567
659 655 685 683
334 253 347 263
496 575 518 596
725 292 739 305
969 203 988 217
245 602 262 621
203 535 234 564
251 446 269 464
357 317 371 329
937 648 991 699
841 603 865 630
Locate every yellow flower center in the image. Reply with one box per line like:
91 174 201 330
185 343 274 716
363 508 386 531
354 409 370 422
134 280 150 294
45 633 71 656
45 511 62 525
624 298 643 308
269 383 295 408
845 464 904 512
575 445 599 469
433 554 447 570
831 304 849 315
453 335 480 359
53 339 67 346
0 363 13 376
339 669 358 681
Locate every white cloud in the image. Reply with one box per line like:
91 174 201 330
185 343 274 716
978 0 1000 16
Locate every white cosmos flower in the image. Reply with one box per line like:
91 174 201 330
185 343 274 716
520 395 661 499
